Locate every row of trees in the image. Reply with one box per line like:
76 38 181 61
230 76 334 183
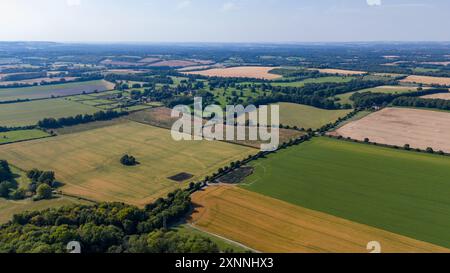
0 188 221 253
38 110 127 129
392 96 450 111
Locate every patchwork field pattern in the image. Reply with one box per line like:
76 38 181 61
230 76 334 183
334 107 450 152
401 75 450 86
190 186 449 253
241 137 450 248
0 121 254 206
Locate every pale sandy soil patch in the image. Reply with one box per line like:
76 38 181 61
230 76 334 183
184 66 281 80
401 75 450 85
189 186 449 253
334 107 450 153
313 68 367 75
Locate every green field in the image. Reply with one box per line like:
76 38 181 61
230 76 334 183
0 129 50 144
0 80 114 102
0 99 99 127
242 137 450 248
335 85 419 105
0 121 254 206
276 102 352 129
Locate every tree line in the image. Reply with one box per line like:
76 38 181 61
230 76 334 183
38 110 128 129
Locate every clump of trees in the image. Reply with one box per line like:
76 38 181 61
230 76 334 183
0 188 221 253
38 110 128 129
120 155 137 166
26 169 57 200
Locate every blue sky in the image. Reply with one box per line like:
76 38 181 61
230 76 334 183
0 0 449 42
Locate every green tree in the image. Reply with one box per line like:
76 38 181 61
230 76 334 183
36 184 53 200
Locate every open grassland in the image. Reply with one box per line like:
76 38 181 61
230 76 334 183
241 137 450 248
276 103 352 129
335 107 450 153
0 129 50 144
0 80 114 102
0 121 254 206
335 85 421 105
401 75 450 86
0 99 99 127
185 66 281 80
0 197 93 224
313 68 367 75
190 186 449 253
270 76 354 87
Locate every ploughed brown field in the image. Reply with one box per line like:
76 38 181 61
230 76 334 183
189 186 449 253
401 75 450 85
313 68 367 75
184 66 281 80
421 92 450 100
333 107 450 153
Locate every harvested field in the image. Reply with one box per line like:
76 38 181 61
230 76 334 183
138 57 161 63
401 75 450 86
313 68 367 75
421 92 450 100
190 186 449 253
334 107 450 153
127 107 304 149
185 66 281 80
0 99 99 127
0 80 114 102
0 121 254 206
242 137 450 248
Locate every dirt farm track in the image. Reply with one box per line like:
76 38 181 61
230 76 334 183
334 107 450 153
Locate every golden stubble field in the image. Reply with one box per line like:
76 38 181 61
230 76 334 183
184 66 281 80
334 107 450 153
313 68 367 75
189 186 449 253
0 121 254 206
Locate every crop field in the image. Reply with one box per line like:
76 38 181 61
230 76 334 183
241 137 450 248
0 129 50 144
270 76 355 87
400 75 450 86
0 121 254 206
335 85 420 105
0 98 99 127
313 68 367 75
0 197 93 224
185 66 282 80
334 107 450 153
0 80 114 102
276 103 352 129
189 186 448 253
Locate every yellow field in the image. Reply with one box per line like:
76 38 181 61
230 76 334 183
0 121 254 206
189 186 449 253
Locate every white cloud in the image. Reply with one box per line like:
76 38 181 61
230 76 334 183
66 0 81 7
177 0 191 10
222 2 237 12
367 0 382 6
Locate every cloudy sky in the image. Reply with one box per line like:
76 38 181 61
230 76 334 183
0 0 449 42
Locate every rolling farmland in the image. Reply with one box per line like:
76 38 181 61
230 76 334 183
241 137 450 248
0 121 254 206
185 66 282 80
190 186 449 253
0 129 50 144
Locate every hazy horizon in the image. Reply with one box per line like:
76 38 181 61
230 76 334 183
1 0 450 43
